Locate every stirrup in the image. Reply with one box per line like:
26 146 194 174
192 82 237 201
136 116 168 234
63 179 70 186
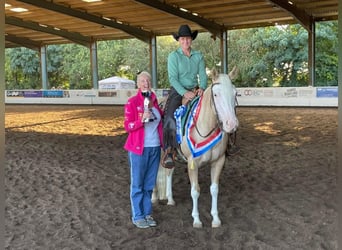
162 151 175 169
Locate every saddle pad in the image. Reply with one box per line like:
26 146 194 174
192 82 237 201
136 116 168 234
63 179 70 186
185 97 223 158
174 97 200 144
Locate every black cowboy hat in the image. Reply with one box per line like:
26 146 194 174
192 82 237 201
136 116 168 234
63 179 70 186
172 25 198 41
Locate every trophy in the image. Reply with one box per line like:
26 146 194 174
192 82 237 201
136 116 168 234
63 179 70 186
142 91 154 123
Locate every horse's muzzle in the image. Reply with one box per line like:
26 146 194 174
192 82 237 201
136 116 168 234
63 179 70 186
223 118 238 134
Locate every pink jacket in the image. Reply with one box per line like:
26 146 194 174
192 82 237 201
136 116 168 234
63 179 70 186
123 90 164 155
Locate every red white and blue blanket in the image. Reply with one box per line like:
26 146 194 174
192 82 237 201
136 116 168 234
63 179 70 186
174 97 223 158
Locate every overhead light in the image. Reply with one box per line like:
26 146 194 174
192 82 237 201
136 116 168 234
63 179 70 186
82 0 102 2
5 4 12 8
288 1 294 5
10 7 28 12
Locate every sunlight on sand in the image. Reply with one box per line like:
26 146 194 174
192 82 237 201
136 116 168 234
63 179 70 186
5 106 126 136
254 122 281 135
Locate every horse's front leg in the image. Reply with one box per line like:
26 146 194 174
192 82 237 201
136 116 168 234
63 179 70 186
210 157 225 228
210 182 221 227
188 166 202 228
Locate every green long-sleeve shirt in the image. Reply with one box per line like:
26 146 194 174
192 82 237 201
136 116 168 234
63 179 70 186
167 47 207 96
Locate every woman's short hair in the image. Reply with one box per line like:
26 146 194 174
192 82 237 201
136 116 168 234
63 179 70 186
137 71 151 82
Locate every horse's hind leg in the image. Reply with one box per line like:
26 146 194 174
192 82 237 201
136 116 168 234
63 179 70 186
166 168 175 205
152 163 175 205
151 187 158 204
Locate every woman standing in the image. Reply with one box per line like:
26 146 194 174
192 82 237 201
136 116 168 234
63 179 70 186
123 71 163 228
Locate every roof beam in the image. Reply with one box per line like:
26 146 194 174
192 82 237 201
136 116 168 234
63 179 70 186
5 33 41 51
268 0 313 31
16 0 152 43
133 0 224 38
5 16 91 47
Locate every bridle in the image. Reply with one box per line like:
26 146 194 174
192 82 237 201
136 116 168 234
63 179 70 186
192 82 222 138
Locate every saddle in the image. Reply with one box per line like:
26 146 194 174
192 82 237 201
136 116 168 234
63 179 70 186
160 94 199 168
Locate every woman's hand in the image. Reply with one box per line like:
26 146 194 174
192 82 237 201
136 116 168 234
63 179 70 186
183 91 196 101
141 110 152 122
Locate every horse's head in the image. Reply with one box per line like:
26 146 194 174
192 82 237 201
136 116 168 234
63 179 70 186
211 73 239 134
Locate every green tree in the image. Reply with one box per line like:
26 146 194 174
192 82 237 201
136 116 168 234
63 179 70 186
192 33 220 72
47 45 67 89
5 47 40 89
59 44 91 89
228 28 260 87
97 40 127 80
5 21 337 89
315 21 338 86
229 25 309 87
155 36 177 88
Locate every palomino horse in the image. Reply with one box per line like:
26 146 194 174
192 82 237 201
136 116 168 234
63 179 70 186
152 72 238 228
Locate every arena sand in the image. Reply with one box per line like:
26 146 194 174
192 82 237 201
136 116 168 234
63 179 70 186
5 105 337 249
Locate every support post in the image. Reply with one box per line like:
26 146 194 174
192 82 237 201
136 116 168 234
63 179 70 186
40 45 48 89
90 41 98 89
150 36 157 89
0 1 5 245
308 22 315 86
337 4 342 250
220 30 228 74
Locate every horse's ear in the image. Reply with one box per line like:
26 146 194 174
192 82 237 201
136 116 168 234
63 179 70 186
210 68 219 82
228 66 239 80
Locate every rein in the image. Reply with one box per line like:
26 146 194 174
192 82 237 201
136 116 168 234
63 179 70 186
192 82 222 138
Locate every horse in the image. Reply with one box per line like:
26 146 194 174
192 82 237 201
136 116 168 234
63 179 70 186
152 71 239 228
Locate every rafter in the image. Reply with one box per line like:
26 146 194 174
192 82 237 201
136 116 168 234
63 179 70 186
133 0 224 38
16 0 153 43
268 0 313 31
5 33 41 51
6 16 91 47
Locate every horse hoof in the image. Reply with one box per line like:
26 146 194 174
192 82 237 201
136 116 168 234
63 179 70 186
212 222 221 228
212 219 221 228
167 200 176 206
193 222 203 228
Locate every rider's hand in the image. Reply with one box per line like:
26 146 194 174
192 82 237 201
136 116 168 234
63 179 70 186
196 88 204 96
183 91 196 101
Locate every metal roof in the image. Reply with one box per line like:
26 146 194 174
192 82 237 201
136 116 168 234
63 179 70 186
5 0 338 49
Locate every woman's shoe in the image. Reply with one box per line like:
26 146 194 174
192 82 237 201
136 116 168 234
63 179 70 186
145 216 157 227
133 219 150 229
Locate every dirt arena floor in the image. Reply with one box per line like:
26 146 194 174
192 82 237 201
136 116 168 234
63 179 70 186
5 104 337 250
